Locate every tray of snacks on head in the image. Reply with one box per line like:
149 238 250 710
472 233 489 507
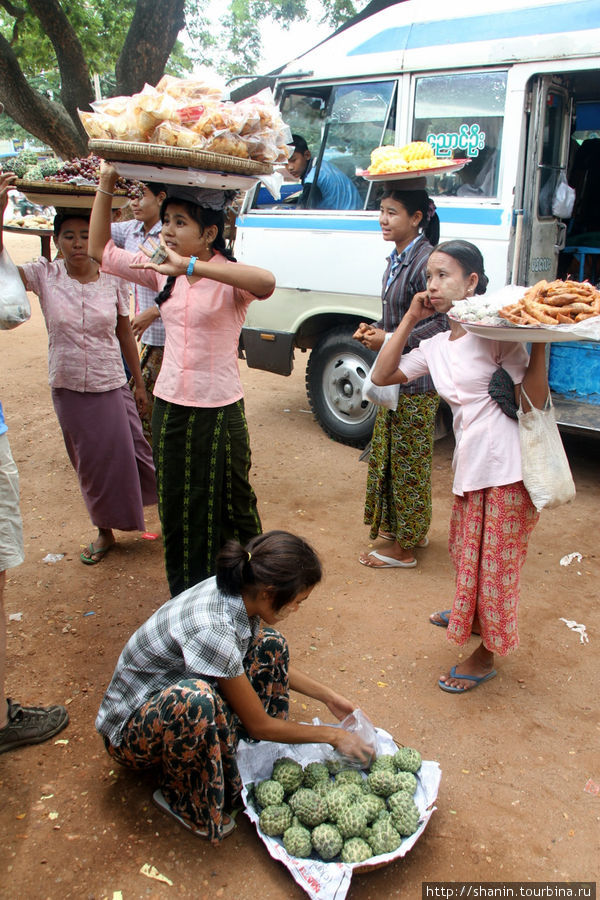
357 143 470 180
16 155 136 209
448 281 600 343
4 213 53 232
237 724 441 900
80 78 292 185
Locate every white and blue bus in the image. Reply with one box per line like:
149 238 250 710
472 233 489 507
236 0 600 446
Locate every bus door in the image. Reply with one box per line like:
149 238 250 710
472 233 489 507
519 75 571 285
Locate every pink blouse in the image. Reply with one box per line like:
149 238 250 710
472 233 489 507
22 257 130 392
400 331 529 495
102 241 272 408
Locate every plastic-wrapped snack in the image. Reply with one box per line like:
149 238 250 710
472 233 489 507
175 104 209 127
90 95 131 117
129 84 178 140
204 131 250 159
78 110 113 140
242 130 286 163
151 121 204 149
156 74 223 102
192 102 248 139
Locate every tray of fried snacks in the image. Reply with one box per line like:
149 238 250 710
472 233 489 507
358 142 469 179
449 281 600 343
81 81 292 172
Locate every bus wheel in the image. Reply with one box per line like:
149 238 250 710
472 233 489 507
305 327 377 448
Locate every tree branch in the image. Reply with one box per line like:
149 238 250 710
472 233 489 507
115 0 186 95
0 31 88 157
26 0 94 133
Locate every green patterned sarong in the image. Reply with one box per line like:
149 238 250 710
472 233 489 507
364 392 439 549
152 397 262 596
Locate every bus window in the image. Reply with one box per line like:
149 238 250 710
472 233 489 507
411 71 508 198
279 80 396 210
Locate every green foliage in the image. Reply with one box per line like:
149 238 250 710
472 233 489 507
0 1 135 81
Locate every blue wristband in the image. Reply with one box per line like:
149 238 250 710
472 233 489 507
186 256 197 276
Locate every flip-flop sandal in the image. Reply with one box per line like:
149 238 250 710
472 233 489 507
359 550 417 568
80 542 114 565
152 789 235 838
430 609 452 627
438 666 497 693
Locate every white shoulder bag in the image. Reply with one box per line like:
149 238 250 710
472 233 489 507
517 387 576 511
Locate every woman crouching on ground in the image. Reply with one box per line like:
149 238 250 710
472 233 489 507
371 241 548 692
95 530 374 841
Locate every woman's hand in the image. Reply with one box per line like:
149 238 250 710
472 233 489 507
407 290 436 321
134 385 148 416
98 160 119 193
131 306 160 341
0 171 17 218
332 730 375 767
353 323 386 351
129 238 189 278
324 691 355 721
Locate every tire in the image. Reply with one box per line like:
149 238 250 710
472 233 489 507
305 327 378 448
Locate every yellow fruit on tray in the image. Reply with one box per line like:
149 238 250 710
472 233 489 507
367 141 444 175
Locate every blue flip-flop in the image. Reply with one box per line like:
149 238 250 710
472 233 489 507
438 666 497 693
430 609 451 628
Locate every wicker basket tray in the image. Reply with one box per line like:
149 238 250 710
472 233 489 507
89 140 274 176
16 180 129 209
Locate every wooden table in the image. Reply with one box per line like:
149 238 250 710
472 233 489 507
3 225 53 260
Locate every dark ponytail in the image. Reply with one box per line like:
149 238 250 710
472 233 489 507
155 199 236 307
434 240 489 294
216 530 322 611
381 188 440 245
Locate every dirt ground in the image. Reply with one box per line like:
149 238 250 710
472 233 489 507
0 230 598 900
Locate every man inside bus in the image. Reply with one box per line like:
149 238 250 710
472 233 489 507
287 134 363 210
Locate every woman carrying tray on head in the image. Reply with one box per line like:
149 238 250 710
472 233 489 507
354 179 448 569
89 161 275 596
370 240 548 692
0 182 157 565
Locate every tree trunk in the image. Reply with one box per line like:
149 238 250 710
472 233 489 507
26 0 94 138
0 33 88 158
115 0 186 95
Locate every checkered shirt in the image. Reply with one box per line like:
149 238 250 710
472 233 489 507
110 219 165 346
95 577 260 746
373 234 449 395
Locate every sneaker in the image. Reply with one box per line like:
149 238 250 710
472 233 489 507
152 789 236 839
0 698 69 754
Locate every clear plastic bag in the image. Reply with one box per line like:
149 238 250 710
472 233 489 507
329 708 378 768
551 171 576 218
0 248 31 330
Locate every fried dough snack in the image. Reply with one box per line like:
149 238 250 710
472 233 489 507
367 142 450 174
499 279 600 326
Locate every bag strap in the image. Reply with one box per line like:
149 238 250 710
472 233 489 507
520 385 552 412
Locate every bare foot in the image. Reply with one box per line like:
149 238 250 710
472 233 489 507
359 539 416 567
438 643 495 692
80 528 115 563
379 530 429 548
429 610 481 635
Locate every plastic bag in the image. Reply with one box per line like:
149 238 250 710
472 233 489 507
517 387 576 511
362 357 399 410
551 171 576 218
330 708 378 768
0 248 31 330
